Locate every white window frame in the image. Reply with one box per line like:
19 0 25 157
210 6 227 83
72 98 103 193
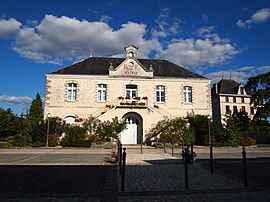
184 86 192 103
156 85 165 103
98 84 107 101
67 83 77 101
125 85 137 99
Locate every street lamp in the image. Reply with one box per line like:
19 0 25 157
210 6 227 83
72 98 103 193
20 108 28 117
207 115 211 146
46 113 51 147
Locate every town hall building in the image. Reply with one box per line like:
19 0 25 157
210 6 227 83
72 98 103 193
44 45 211 144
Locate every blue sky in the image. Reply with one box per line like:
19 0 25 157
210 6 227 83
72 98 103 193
0 0 270 114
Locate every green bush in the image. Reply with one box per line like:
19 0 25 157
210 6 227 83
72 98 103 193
102 142 116 149
48 134 59 147
61 139 92 147
6 134 32 147
31 140 45 147
61 126 87 147
240 137 256 146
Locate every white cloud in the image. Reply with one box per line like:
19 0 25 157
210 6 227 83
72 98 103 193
0 95 32 104
0 15 238 68
165 27 238 67
151 8 181 38
10 14 163 64
0 18 21 38
100 15 113 24
236 8 270 29
206 66 270 84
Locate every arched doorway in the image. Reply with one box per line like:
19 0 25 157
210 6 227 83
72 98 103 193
121 112 143 144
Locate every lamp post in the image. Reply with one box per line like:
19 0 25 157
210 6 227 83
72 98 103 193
207 115 211 146
46 113 51 147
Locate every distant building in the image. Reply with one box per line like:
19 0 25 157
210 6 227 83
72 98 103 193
211 78 255 124
44 45 211 144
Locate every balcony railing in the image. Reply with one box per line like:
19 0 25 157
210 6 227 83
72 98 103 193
117 97 148 108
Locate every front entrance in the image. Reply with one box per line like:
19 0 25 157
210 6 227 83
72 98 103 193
121 112 143 144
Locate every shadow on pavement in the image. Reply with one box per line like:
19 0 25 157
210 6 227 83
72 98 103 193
197 157 270 194
0 165 118 200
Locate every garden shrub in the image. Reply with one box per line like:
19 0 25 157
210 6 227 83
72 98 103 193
31 140 45 147
48 134 59 147
60 126 92 147
240 137 256 146
102 142 116 149
6 134 32 147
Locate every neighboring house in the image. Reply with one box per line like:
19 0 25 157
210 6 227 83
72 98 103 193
44 45 211 144
211 78 255 125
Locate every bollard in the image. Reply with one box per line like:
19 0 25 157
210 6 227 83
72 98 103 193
184 148 189 189
210 143 213 174
164 143 166 153
242 146 248 187
172 144 174 157
140 141 143 154
121 147 127 191
119 144 122 175
191 144 194 165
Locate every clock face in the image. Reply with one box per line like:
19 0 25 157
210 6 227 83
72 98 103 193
128 62 134 68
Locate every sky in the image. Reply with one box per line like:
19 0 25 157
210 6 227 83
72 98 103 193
0 0 270 115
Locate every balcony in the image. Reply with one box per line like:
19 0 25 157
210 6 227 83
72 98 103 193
117 96 148 108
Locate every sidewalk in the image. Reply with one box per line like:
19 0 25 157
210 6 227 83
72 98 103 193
118 148 270 201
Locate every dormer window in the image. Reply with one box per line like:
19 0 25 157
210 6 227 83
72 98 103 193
240 87 244 94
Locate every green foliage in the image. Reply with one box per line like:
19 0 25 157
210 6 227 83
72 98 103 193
27 93 45 143
245 72 270 120
6 134 32 147
102 142 116 149
61 139 92 147
0 108 25 137
48 134 59 147
156 117 193 146
82 115 100 136
61 125 87 147
223 115 241 146
240 137 256 146
188 115 209 145
95 117 126 140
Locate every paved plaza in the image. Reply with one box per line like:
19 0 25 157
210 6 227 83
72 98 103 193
0 146 269 201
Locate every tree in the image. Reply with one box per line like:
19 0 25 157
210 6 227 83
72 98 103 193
245 72 270 120
95 117 126 141
223 114 241 146
158 118 193 146
82 115 101 136
27 93 45 143
0 108 24 137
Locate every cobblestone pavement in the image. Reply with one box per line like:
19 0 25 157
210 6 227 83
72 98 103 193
118 147 270 201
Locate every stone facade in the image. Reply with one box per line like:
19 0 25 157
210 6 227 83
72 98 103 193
212 78 255 125
45 45 211 144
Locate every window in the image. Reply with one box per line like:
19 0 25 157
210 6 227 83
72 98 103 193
226 105 231 114
156 85 165 103
241 97 245 103
64 116 76 124
98 84 107 101
126 84 137 99
233 106 238 113
240 87 244 94
225 96 229 102
184 86 192 103
67 83 77 101
241 106 246 112
250 107 254 115
233 97 236 103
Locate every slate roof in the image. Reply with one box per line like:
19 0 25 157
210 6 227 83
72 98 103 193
51 57 206 79
212 78 251 96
